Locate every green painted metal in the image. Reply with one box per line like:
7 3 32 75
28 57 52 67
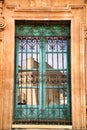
14 21 71 124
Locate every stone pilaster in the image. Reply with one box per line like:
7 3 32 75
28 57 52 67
0 1 6 130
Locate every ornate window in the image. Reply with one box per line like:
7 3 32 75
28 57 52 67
13 21 71 125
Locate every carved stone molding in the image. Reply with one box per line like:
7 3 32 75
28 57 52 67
5 3 85 12
0 17 6 30
0 1 6 30
84 24 87 39
5 4 17 10
5 4 70 12
69 5 84 9
0 0 4 3
84 0 87 3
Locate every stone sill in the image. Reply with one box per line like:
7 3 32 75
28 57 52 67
12 124 72 129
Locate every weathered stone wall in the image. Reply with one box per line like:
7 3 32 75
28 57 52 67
0 0 87 130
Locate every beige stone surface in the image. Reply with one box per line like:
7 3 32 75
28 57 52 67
5 0 84 7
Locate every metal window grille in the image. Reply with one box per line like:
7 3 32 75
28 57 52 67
13 21 71 125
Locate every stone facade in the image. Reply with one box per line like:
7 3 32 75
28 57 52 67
0 0 87 130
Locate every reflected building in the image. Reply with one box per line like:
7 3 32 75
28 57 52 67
18 57 67 105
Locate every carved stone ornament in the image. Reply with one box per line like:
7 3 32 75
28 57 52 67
0 17 6 30
0 0 6 30
84 0 87 3
0 0 4 2
84 25 87 39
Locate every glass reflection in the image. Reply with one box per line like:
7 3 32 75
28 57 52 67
46 89 67 105
17 36 68 106
18 88 38 105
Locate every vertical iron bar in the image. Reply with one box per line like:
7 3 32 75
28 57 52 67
26 37 28 120
39 37 43 120
52 37 54 108
62 35 66 124
36 37 39 122
20 37 23 121
67 38 71 123
61 26 66 123
47 37 50 120
15 37 19 120
57 37 60 123
31 38 33 106
57 37 59 69
41 37 43 120
36 37 38 105
52 37 54 68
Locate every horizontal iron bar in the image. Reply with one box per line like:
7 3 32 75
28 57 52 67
16 36 70 39
13 119 72 123
16 105 67 109
17 86 67 89
18 69 39 71
18 52 67 54
46 52 68 53
18 68 67 71
19 52 40 54
46 69 67 71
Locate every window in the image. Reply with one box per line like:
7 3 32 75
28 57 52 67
14 21 71 125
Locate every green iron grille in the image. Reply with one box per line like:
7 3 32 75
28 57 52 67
13 21 71 125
